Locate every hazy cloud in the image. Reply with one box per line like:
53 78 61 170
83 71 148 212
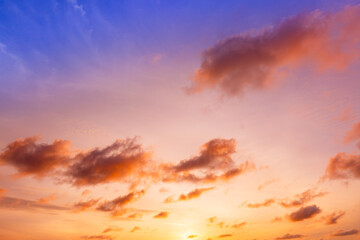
330 229 359 237
247 198 275 208
322 211 345 225
279 189 327 208
276 233 304 239
153 211 169 219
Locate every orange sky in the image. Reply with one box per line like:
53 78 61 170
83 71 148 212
0 1 360 240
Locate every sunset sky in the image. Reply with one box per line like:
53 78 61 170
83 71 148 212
1 1 360 240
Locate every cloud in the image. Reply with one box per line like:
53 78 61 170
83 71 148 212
288 205 321 222
187 5 360 97
166 187 214 203
102 228 122 233
322 152 360 180
96 190 145 213
80 235 112 240
0 196 69 211
130 226 140 233
37 193 58 204
322 211 345 225
68 0 86 16
276 233 304 239
127 212 143 219
217 234 232 238
257 178 278 190
153 211 169 219
73 198 101 212
279 189 327 208
231 222 246 228
330 229 359 237
0 188 6 199
187 235 198 238
0 136 72 177
344 121 360 143
161 138 254 184
66 138 152 186
247 198 275 208
271 217 282 223
81 189 91 196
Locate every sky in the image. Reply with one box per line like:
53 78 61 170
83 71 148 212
0 0 360 239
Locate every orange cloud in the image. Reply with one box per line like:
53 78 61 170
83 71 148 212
153 211 169 219
161 138 254 184
167 187 214 202
322 152 360 180
279 189 327 208
0 136 71 177
0 196 69 211
0 188 6 199
322 211 345 225
276 233 304 239
67 138 152 186
37 193 58 204
231 222 246 229
96 190 145 213
130 226 140 233
102 227 122 233
80 235 113 240
187 5 360 97
217 234 232 238
187 235 198 238
73 198 101 212
288 205 321 222
247 198 275 208
330 229 359 237
271 217 282 223
344 121 360 144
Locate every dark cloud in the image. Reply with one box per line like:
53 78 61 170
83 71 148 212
275 233 303 239
67 138 152 186
153 211 169 219
288 205 321 222
0 136 71 177
322 211 345 225
322 152 360 180
187 5 360 97
330 229 359 237
73 198 101 212
247 198 275 208
161 138 254 184
96 190 145 213
279 189 327 208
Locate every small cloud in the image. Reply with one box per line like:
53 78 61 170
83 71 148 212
288 205 321 222
153 211 169 219
73 198 100 212
275 233 304 239
321 152 360 180
130 226 141 233
81 189 91 196
80 235 112 240
231 222 246 228
279 189 327 208
217 234 232 238
322 211 345 225
247 198 275 208
187 235 198 238
37 193 58 204
102 227 122 233
330 229 359 237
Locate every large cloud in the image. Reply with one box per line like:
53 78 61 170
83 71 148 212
187 5 360 96
322 152 360 180
66 138 152 186
161 138 254 183
288 205 321 222
0 136 72 177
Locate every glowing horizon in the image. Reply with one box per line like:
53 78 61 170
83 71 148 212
0 1 360 240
